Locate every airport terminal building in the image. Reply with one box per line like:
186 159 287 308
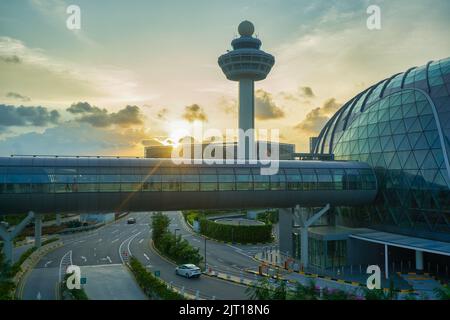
280 57 450 274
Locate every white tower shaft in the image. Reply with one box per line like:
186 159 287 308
239 79 255 160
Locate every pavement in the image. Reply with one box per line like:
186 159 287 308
81 264 147 300
19 211 253 300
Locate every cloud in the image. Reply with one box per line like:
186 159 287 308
0 122 150 156
279 86 316 103
157 108 168 120
298 86 315 98
217 96 237 116
255 89 285 120
0 104 60 127
67 102 144 128
294 98 341 135
182 104 208 122
6 92 31 102
0 37 146 103
0 55 21 63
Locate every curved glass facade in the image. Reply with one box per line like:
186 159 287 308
315 57 450 240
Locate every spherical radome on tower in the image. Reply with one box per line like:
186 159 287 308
238 20 254 36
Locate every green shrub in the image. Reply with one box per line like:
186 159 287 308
10 246 37 276
42 237 59 246
60 274 89 300
152 213 203 266
129 256 184 300
257 210 279 224
199 218 272 244
0 247 15 300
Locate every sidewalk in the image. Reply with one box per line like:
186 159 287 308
251 248 415 297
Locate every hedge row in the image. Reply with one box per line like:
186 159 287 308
199 219 272 244
129 256 184 300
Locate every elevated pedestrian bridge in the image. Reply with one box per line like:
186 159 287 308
0 156 378 214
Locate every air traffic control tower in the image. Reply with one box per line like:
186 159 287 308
218 21 275 159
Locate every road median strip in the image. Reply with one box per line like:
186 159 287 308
15 240 64 299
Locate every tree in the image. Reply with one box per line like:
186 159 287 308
151 212 170 243
0 245 15 300
434 285 450 300
272 279 288 300
363 279 397 300
246 277 273 300
290 280 319 300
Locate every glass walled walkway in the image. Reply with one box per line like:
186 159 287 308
0 156 378 214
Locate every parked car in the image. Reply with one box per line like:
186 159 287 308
175 264 202 278
127 217 136 224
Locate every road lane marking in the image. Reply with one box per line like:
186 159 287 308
59 251 73 282
98 238 103 242
144 253 150 261
139 238 144 244
118 232 142 264
81 256 87 263
106 256 112 263
44 260 52 268
111 238 119 243
192 238 200 242
112 229 119 234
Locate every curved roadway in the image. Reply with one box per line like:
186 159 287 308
20 212 260 300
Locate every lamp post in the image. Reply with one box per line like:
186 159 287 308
204 238 207 271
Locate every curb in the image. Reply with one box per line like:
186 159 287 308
148 240 203 300
181 212 275 246
15 240 64 299
149 239 249 292
252 256 416 294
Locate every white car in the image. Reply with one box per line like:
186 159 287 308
175 264 202 278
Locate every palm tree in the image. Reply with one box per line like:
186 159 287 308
364 279 398 300
290 280 319 300
246 277 273 300
434 285 450 300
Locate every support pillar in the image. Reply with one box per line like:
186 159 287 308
34 213 42 248
294 204 330 270
300 227 308 270
415 250 424 274
278 208 293 256
384 244 389 279
56 213 62 226
2 238 14 264
0 211 35 263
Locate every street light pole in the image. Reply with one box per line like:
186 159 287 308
204 237 207 271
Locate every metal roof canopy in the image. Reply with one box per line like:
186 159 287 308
350 231 450 256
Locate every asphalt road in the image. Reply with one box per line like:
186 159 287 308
20 212 253 300
166 211 265 277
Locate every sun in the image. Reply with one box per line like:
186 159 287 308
166 120 195 146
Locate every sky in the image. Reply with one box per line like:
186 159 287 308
0 0 449 156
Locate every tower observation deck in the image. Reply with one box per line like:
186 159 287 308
218 21 275 159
